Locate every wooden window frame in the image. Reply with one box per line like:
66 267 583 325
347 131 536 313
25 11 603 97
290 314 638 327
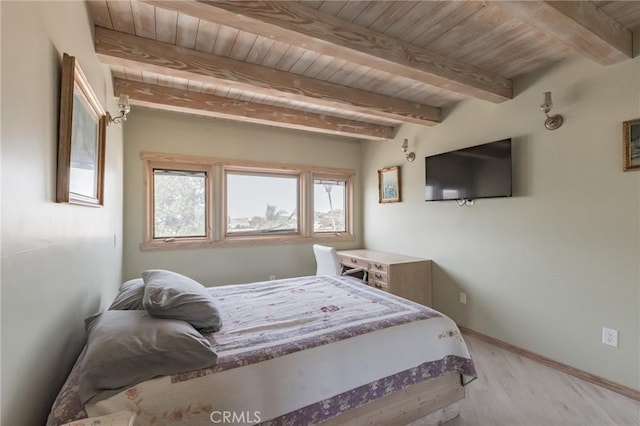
145 161 214 246
311 173 354 238
141 152 355 250
223 167 304 242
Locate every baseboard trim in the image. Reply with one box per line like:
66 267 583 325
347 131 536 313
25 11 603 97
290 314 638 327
459 326 640 401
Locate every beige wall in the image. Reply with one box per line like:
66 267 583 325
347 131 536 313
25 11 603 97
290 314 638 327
122 109 363 284
1 2 123 424
362 56 640 390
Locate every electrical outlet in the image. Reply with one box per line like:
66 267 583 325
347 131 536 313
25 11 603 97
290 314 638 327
602 327 618 347
269 275 276 281
459 292 467 304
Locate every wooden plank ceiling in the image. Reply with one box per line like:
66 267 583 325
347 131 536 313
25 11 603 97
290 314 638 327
88 0 640 141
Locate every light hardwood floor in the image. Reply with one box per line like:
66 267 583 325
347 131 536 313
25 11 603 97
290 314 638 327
414 334 640 426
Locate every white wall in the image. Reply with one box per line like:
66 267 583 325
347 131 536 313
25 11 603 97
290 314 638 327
122 109 363 284
1 2 123 424
362 56 640 390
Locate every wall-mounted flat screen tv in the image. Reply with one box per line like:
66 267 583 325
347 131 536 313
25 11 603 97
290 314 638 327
425 138 512 201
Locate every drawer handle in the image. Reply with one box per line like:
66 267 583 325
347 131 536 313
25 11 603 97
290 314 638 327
351 258 357 263
375 273 382 279
374 263 383 269
374 283 382 289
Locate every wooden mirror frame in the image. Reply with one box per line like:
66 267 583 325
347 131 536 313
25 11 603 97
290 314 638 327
56 53 107 206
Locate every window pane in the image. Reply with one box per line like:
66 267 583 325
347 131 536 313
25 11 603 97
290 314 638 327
154 169 206 238
227 172 298 234
314 178 346 233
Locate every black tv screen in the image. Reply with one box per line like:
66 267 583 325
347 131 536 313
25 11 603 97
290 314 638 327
425 139 512 201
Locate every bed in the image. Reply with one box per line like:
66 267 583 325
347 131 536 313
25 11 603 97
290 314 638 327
48 274 476 425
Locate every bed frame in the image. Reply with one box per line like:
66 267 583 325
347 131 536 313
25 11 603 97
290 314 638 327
322 373 464 425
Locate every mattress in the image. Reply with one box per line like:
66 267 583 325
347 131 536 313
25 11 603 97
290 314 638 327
48 275 476 425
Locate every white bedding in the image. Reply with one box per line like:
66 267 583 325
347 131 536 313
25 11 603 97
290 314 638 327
49 275 476 425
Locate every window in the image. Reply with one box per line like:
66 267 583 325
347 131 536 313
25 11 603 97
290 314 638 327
142 153 354 249
153 169 207 239
226 171 299 235
313 177 346 233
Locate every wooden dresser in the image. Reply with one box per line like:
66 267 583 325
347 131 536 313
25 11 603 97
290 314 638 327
337 249 432 307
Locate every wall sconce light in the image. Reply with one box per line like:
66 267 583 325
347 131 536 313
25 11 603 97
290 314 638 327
539 91 563 130
107 94 131 126
401 138 415 162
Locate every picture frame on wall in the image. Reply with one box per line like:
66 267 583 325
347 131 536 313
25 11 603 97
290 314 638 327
378 166 401 203
623 118 640 172
56 53 107 206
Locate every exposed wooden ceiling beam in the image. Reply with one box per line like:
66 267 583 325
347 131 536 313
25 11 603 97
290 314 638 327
95 27 440 126
114 79 395 141
495 1 632 65
143 0 512 103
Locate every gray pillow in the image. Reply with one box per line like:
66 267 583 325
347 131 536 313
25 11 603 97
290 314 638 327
142 270 222 332
79 310 218 404
109 278 145 310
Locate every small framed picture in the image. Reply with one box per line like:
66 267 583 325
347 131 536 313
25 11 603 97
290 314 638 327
56 53 107 206
623 118 640 171
378 166 401 203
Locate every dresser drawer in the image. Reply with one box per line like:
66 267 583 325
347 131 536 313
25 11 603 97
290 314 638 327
369 271 388 284
369 271 389 291
368 261 388 274
339 255 366 269
369 280 389 291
